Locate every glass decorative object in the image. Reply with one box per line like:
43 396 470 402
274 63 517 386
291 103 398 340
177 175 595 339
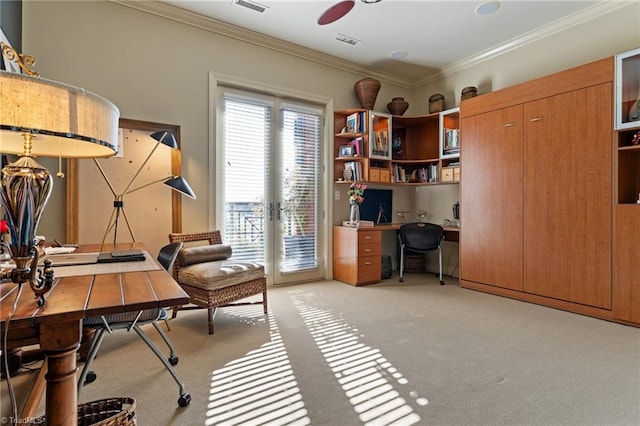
349 204 360 227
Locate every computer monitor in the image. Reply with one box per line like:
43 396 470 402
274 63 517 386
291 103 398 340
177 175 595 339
360 189 393 224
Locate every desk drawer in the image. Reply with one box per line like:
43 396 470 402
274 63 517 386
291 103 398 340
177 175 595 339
358 256 381 283
358 231 381 245
359 242 381 257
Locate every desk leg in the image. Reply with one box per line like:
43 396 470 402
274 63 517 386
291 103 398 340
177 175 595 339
39 321 81 426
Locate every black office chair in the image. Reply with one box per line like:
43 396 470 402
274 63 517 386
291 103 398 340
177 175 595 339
77 242 191 407
398 222 445 284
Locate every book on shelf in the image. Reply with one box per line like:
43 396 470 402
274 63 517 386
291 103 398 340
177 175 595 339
371 130 389 158
358 111 366 133
344 161 363 181
430 163 438 182
346 113 358 133
444 128 460 153
348 137 363 156
343 162 355 181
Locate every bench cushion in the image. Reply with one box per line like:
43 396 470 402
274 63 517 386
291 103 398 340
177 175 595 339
178 260 265 291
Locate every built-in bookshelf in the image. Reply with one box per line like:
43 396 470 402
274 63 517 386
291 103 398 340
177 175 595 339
334 109 391 184
334 107 460 186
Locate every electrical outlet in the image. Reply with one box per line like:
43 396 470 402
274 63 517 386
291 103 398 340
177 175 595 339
334 190 341 201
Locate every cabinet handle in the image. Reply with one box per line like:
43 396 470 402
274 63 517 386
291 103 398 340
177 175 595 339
530 117 544 122
364 235 372 240
364 261 372 265
503 122 517 127
364 248 372 252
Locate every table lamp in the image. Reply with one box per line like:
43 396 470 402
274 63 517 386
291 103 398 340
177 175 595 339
0 43 119 306
94 130 196 250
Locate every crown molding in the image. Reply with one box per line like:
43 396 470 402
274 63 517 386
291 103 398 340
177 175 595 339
110 0 414 88
111 0 629 90
413 1 632 87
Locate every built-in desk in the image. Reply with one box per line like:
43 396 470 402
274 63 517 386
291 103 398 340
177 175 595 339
333 223 459 286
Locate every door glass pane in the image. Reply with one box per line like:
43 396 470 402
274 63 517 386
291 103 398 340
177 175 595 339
219 89 324 283
280 107 320 272
221 96 270 264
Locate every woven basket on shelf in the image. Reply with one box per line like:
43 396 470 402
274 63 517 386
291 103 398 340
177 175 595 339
354 77 381 110
461 86 478 101
428 94 445 113
31 397 137 426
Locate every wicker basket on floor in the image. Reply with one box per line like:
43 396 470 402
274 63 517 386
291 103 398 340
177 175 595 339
31 397 136 426
403 254 425 272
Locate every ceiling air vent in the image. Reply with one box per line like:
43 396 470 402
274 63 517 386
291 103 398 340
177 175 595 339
233 0 268 13
336 34 361 46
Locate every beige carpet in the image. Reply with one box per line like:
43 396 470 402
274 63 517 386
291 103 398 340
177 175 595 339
2 273 639 425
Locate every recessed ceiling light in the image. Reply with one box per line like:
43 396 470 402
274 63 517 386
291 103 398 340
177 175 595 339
361 0 381 3
318 0 355 25
390 50 408 60
475 1 501 16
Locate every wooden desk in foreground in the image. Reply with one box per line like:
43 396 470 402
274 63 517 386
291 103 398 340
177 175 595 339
333 223 459 286
0 243 189 425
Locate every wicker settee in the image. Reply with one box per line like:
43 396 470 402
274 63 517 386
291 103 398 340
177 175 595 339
168 231 267 334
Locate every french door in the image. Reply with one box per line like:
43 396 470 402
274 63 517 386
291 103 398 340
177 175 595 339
217 87 324 284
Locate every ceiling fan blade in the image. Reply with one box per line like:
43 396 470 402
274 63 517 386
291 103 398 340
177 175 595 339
318 0 355 25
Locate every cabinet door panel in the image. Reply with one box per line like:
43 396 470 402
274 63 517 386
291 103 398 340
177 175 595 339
461 105 523 290
615 205 640 323
523 83 612 308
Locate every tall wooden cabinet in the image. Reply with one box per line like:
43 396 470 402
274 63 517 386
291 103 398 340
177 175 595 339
460 105 523 291
460 57 617 320
522 84 612 309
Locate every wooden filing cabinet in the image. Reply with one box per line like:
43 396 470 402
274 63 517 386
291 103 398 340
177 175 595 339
333 226 381 286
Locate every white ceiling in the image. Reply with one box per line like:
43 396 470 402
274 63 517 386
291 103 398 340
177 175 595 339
153 0 621 85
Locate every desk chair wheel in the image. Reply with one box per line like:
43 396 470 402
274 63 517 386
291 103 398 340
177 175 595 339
169 355 179 366
440 280 445 285
178 392 192 407
84 371 97 385
399 277 404 283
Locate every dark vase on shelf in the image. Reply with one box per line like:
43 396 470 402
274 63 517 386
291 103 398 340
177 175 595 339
392 135 403 152
387 97 409 116
354 78 381 110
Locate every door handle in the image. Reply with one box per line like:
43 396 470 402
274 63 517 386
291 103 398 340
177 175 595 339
268 203 274 221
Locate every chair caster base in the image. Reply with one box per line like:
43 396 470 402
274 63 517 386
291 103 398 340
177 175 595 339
169 355 179 366
178 393 192 407
440 280 445 285
399 277 404 282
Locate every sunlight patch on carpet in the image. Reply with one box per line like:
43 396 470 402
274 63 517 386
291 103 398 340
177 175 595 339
291 291 427 426
205 313 310 426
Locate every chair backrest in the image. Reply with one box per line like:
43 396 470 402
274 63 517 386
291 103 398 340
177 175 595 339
169 231 223 246
157 242 184 272
399 222 444 252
